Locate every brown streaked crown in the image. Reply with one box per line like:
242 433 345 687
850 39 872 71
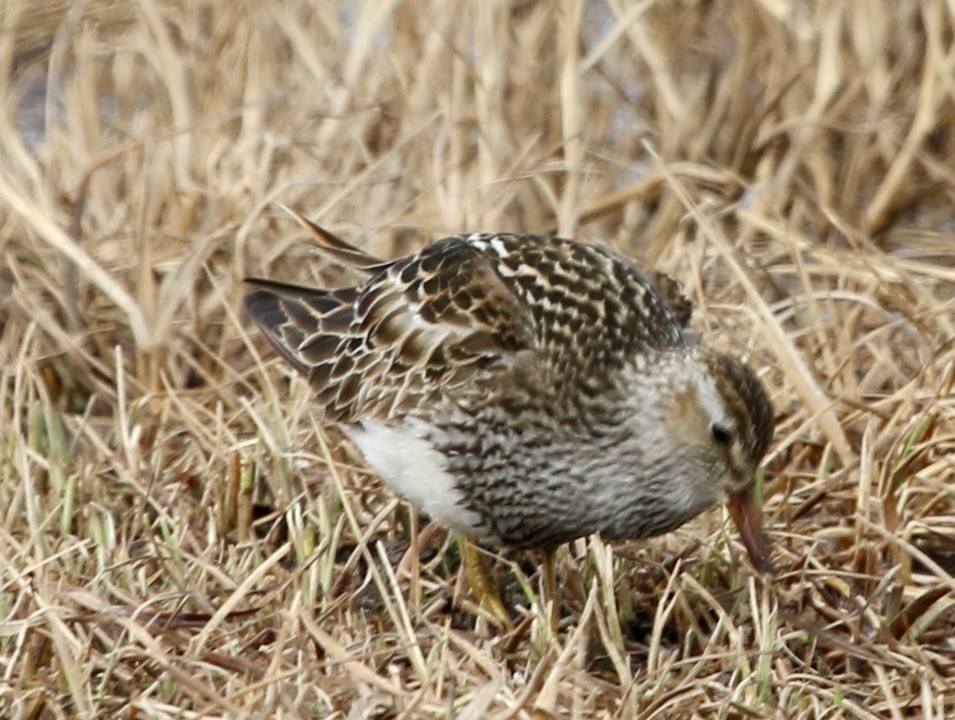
702 349 775 466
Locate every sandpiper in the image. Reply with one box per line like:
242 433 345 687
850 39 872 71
245 209 775 623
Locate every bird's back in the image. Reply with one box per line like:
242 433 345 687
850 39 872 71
245 232 693 426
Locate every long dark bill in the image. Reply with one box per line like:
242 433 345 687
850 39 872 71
726 486 772 573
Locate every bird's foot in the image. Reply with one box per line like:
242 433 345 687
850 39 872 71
462 539 513 630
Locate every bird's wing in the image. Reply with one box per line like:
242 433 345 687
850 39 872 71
245 237 535 422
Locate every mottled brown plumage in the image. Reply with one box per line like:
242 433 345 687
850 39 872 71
245 210 775 569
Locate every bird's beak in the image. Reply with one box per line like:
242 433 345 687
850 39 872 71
726 486 772 573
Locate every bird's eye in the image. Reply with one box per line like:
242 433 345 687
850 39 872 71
711 424 733 445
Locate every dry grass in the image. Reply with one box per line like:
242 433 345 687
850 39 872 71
1 1 954 717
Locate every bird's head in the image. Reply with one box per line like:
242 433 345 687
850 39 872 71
652 348 775 571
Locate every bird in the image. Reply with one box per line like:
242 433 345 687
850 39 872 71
244 208 775 626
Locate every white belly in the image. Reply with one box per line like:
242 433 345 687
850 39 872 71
344 418 484 534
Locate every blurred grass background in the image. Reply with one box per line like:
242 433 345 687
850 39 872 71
1 1 954 718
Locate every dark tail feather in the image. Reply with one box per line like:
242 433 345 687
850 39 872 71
243 287 310 375
244 278 359 376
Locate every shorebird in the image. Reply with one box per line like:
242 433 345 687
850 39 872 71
245 209 775 626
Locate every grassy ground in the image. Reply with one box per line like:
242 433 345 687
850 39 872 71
2 1 954 718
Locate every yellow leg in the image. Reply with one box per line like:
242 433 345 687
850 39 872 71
462 539 512 630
